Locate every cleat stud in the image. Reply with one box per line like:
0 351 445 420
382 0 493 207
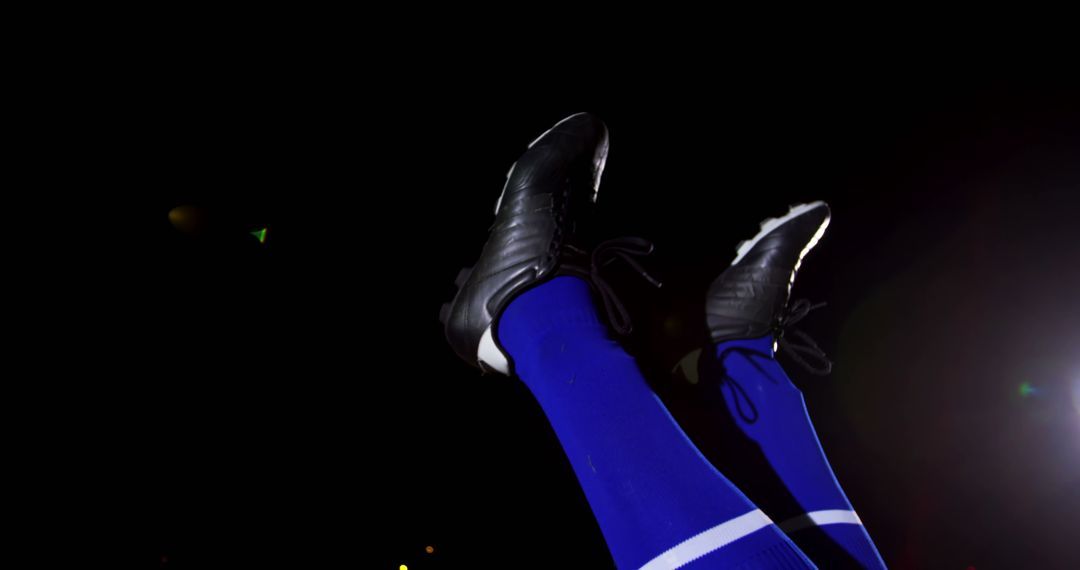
439 302 452 325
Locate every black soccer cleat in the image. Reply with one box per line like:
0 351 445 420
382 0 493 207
706 201 831 351
439 113 612 374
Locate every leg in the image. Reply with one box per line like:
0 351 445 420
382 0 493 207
500 276 814 569
690 202 886 569
706 335 886 569
442 114 814 568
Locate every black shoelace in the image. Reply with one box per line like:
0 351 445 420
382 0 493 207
773 298 833 375
719 299 833 423
565 237 662 335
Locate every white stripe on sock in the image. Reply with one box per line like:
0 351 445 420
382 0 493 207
639 509 774 570
778 509 863 533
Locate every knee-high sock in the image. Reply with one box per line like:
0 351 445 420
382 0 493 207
498 277 815 570
710 336 886 569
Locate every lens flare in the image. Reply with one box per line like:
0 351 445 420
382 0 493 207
1072 378 1080 418
251 227 268 243
168 205 208 235
1019 382 1036 398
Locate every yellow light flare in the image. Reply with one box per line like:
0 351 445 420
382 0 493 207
168 205 208 235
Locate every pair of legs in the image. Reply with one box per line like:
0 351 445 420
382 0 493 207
500 276 883 569
440 113 885 569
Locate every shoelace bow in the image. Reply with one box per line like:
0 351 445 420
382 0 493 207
720 298 833 423
566 237 662 335
773 298 833 375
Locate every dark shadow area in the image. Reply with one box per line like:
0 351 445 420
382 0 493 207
52 44 1080 568
663 345 868 569
629 267 868 568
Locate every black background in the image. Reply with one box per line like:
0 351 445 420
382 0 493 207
51 46 1080 569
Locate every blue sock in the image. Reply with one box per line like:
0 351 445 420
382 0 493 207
709 336 886 569
498 277 815 570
